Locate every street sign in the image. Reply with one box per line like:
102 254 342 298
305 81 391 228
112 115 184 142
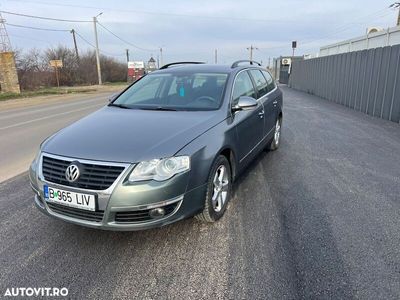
50 60 63 68
127 61 144 69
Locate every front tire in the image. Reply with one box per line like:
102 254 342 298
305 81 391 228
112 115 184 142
269 117 282 151
195 155 232 223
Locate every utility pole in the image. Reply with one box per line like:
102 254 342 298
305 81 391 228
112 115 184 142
93 13 102 85
54 65 60 88
70 29 79 62
159 47 163 67
246 45 258 61
398 5 400 26
214 49 217 64
390 3 400 25
0 13 21 94
292 41 297 58
0 13 12 52
126 49 130 63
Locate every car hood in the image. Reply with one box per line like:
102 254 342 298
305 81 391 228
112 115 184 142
43 106 223 163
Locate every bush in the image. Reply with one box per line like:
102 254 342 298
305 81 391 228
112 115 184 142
15 46 127 90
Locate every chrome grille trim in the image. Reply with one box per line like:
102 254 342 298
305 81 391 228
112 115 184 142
39 152 131 193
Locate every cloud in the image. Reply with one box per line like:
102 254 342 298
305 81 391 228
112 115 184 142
2 0 397 63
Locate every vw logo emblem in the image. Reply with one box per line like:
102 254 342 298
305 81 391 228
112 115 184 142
65 163 80 183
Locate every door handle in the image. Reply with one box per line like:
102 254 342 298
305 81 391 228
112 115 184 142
258 110 264 118
272 100 278 105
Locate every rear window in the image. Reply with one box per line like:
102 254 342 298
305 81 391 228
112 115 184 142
262 70 276 91
249 69 269 98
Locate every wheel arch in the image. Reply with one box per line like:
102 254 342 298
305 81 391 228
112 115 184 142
218 147 237 182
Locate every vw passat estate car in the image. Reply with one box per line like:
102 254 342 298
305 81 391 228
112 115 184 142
29 61 283 230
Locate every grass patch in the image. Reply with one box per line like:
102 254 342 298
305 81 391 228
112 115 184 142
0 87 95 101
103 81 129 86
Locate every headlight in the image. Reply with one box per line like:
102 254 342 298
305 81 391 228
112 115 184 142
128 156 190 182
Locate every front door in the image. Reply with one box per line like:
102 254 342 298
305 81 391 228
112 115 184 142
231 70 264 163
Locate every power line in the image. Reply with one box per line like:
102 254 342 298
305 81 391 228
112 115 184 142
74 30 95 48
5 0 396 27
5 22 70 32
8 33 50 43
74 30 125 57
96 21 157 52
3 0 329 24
0 10 90 23
0 12 13 51
259 8 394 54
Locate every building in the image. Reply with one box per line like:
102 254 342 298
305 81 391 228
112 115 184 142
319 25 400 57
127 61 145 82
147 57 157 73
273 56 304 84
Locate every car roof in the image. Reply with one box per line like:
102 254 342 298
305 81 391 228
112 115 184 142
150 63 262 75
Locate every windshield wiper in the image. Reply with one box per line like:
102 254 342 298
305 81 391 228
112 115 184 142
139 106 178 111
108 103 130 109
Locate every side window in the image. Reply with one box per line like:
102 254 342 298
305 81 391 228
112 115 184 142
262 70 276 91
232 71 256 106
249 69 269 98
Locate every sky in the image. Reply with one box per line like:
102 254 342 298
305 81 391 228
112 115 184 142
0 0 398 66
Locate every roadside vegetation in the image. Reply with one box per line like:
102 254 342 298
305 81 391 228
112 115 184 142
13 45 127 91
0 86 94 101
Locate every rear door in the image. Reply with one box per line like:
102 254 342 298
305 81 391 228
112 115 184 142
249 69 276 136
262 69 280 125
231 70 264 163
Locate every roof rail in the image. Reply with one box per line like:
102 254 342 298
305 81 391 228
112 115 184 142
231 60 262 68
160 61 205 70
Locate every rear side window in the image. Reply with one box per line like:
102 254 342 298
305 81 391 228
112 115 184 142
249 69 269 98
262 70 276 91
232 71 256 106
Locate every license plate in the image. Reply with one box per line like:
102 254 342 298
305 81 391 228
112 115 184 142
43 185 96 211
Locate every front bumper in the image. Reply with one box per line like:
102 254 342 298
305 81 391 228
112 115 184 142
30 153 206 231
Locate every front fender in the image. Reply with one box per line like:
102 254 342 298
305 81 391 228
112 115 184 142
175 116 238 191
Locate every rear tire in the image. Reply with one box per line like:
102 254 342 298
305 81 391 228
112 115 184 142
195 155 232 223
269 117 282 151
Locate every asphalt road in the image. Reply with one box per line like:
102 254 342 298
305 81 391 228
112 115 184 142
1 86 399 299
0 93 110 182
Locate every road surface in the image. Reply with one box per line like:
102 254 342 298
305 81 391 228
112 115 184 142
0 92 110 182
0 86 399 299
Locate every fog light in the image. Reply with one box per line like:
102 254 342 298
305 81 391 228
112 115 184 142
149 207 165 219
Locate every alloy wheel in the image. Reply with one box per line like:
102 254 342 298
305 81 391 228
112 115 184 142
274 119 281 146
211 165 229 212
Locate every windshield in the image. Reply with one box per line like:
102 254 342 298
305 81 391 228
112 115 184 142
112 72 229 111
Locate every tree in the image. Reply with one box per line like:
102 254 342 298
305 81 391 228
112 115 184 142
14 46 127 90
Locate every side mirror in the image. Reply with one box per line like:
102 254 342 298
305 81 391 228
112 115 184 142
232 96 258 112
108 93 119 102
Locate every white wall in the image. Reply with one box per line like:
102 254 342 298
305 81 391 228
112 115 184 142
320 26 400 56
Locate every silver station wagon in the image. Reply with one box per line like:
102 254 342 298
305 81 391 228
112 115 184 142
29 61 283 230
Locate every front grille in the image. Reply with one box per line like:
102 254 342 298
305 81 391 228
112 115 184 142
115 202 179 223
47 202 104 223
42 155 125 190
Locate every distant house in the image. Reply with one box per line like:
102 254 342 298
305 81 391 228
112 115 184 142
147 57 157 73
